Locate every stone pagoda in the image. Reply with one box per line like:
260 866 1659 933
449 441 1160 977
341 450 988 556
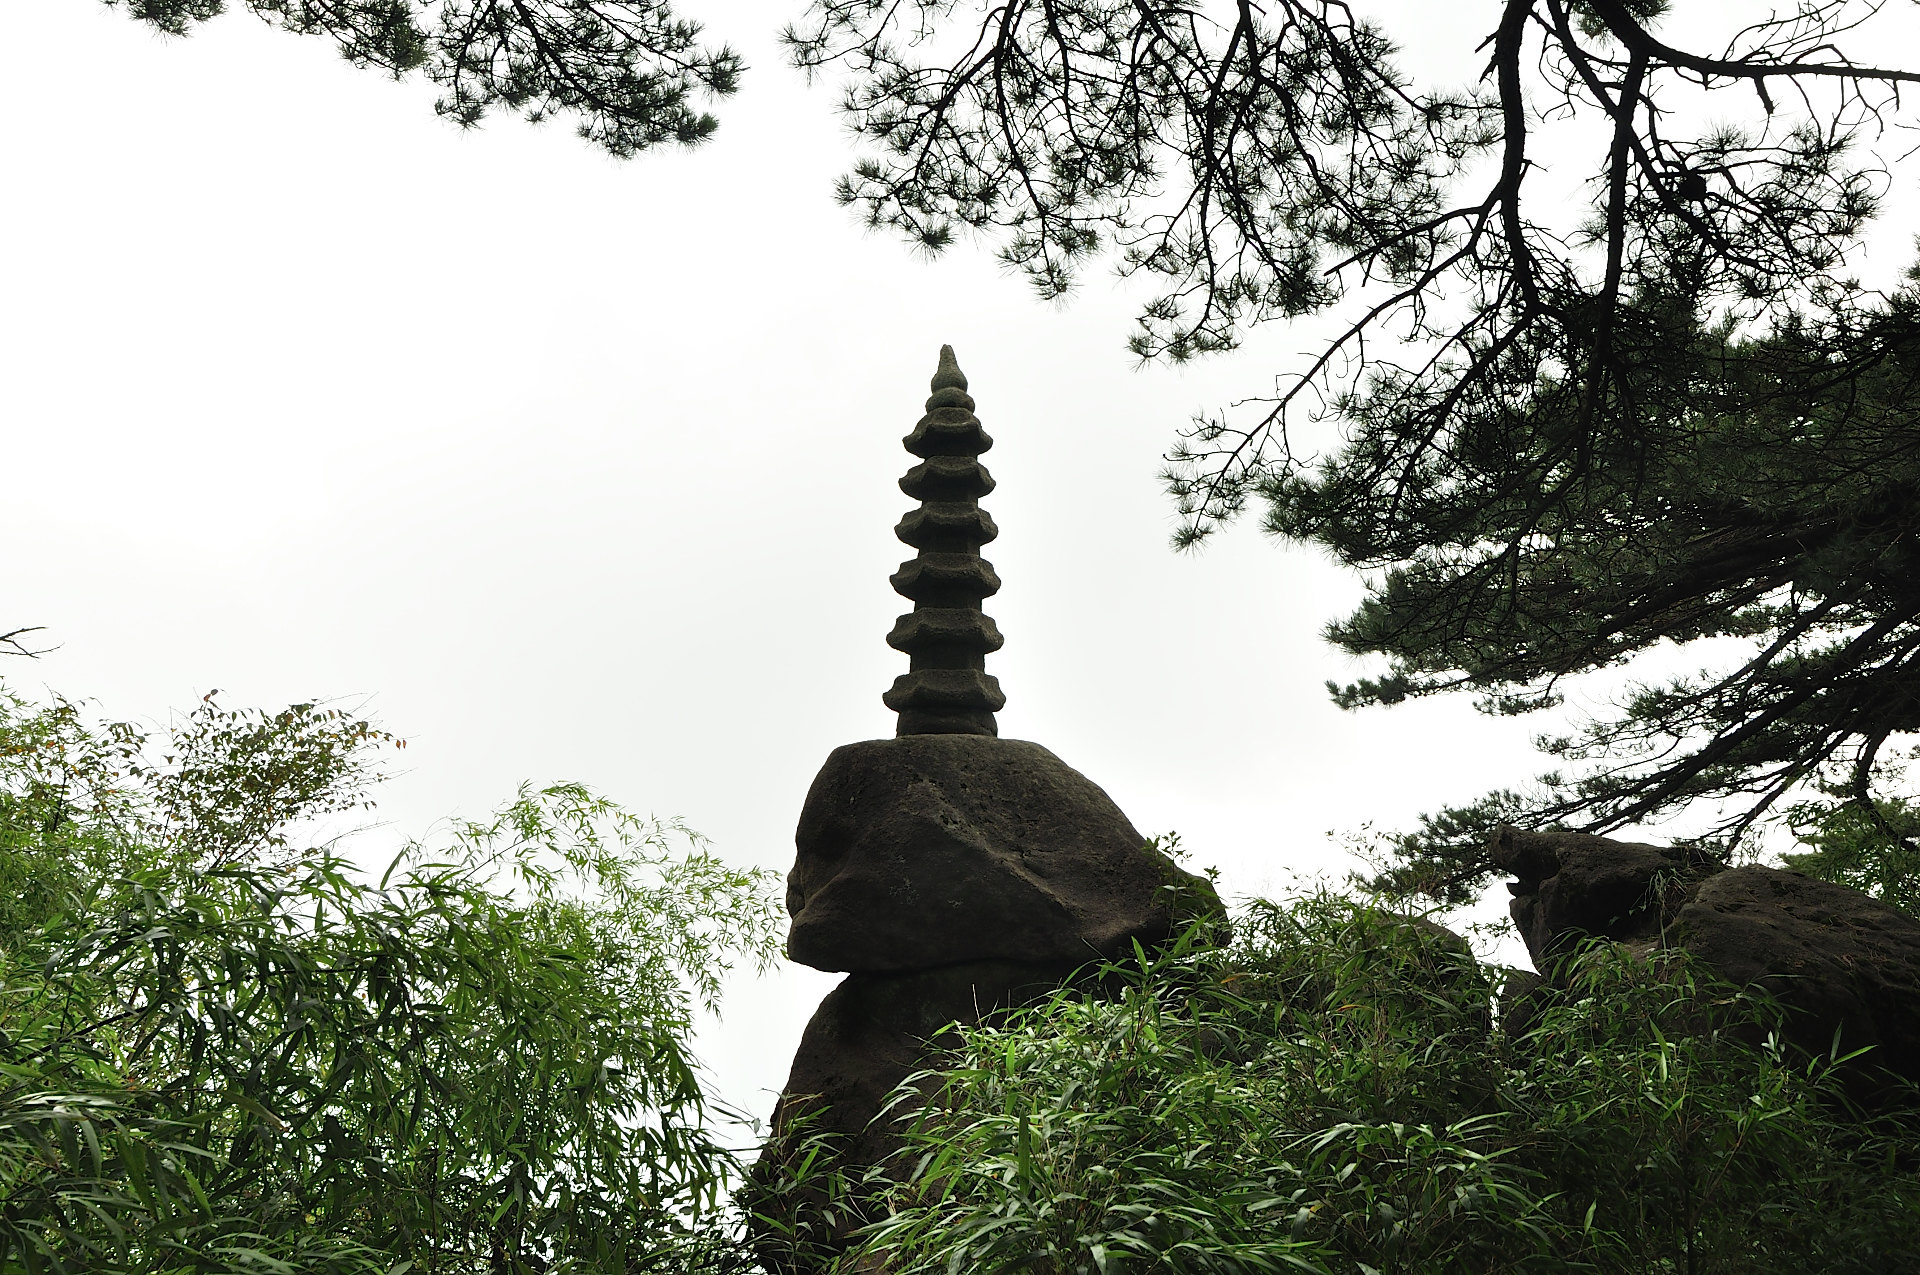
751 347 1223 1271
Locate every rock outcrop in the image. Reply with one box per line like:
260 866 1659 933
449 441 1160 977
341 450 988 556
1490 826 1722 967
1672 866 1920 1099
1491 825 1920 1100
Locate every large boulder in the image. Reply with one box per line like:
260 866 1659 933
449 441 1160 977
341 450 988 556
1490 826 1920 1099
786 736 1222 972
1671 866 1920 1099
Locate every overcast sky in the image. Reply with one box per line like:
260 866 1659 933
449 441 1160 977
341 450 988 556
7 0 1912 1139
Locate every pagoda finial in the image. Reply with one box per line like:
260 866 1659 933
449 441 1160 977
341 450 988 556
931 344 967 392
882 347 1005 736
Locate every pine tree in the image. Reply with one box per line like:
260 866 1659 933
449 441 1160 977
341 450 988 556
1312 290 1920 900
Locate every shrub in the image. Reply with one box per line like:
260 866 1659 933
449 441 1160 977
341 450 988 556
0 686 782 1274
845 897 1920 1275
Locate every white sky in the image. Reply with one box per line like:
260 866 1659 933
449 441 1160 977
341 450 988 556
4 0 1911 1141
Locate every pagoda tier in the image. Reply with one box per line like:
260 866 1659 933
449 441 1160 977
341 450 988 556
882 346 1006 736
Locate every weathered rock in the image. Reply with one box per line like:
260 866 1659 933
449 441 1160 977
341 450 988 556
1490 825 1721 970
787 735 1223 973
1490 825 1920 1099
1670 866 1920 1098
749 960 1075 1272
